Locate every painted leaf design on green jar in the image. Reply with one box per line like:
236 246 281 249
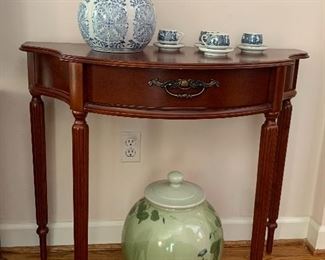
138 200 147 212
136 200 149 224
136 211 149 224
197 248 208 259
210 239 221 260
150 210 160 221
215 216 222 228
133 199 164 224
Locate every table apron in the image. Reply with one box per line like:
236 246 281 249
28 53 296 118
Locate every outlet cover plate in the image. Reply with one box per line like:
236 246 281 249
120 131 141 162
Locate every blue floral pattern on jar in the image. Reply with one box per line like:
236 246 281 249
131 0 156 45
78 0 156 53
78 2 90 41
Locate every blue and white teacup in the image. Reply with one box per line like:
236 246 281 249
201 33 230 49
199 30 218 43
241 32 263 46
158 29 184 45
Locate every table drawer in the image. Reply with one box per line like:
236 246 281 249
85 65 274 110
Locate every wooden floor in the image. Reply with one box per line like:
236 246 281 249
2 241 325 260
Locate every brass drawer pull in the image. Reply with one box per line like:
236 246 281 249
148 78 220 99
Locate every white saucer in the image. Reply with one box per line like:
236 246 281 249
241 43 264 47
198 46 234 57
195 43 229 50
238 44 269 54
154 42 184 51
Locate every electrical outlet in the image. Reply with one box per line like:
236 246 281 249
120 131 141 162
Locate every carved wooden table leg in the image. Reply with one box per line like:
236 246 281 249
30 96 49 260
266 100 293 254
250 114 278 260
72 111 89 260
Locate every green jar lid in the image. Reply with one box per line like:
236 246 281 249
144 171 205 209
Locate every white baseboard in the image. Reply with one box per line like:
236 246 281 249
0 217 315 248
222 217 309 241
307 218 325 250
0 221 124 247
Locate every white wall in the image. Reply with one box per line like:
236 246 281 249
0 0 325 248
308 128 325 250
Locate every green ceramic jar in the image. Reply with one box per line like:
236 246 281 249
122 171 224 260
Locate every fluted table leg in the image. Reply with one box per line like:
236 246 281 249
72 111 89 260
266 100 293 254
250 114 278 260
30 96 49 260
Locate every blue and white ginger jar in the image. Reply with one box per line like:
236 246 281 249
78 0 156 53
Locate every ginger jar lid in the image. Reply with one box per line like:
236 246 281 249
144 171 205 209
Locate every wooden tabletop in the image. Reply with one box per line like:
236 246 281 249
20 42 308 69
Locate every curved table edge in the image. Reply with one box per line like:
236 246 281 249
20 42 309 70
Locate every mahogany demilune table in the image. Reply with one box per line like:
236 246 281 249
20 42 308 260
